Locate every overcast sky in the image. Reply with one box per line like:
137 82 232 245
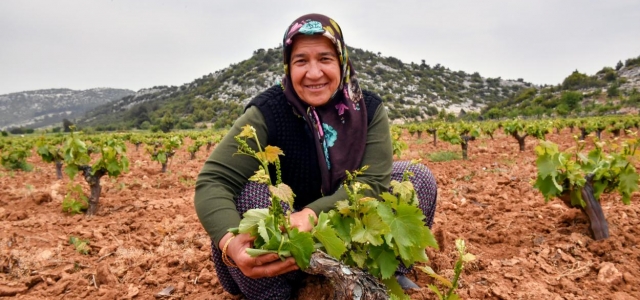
1 0 639 95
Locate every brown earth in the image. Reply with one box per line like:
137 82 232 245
1 128 639 299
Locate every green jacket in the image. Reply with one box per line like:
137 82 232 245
194 104 393 248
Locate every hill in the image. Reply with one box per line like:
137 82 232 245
77 46 530 131
0 88 135 130
481 56 640 118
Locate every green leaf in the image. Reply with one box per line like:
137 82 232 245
249 169 271 184
245 248 278 257
428 285 444 299
378 202 425 248
329 211 353 244
350 250 367 268
369 245 399 279
447 293 461 300
570 189 586 208
157 152 167 164
382 277 410 300
533 175 563 201
419 265 452 288
380 192 398 209
351 213 388 246
618 167 639 205
536 152 559 180
238 208 269 235
312 212 347 259
281 229 314 270
257 219 269 242
64 164 79 180
390 180 414 202
592 180 608 201
335 200 352 215
420 226 440 250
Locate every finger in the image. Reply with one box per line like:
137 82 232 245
256 259 298 278
254 253 280 266
276 258 299 274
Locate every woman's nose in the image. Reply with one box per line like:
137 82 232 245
306 62 323 79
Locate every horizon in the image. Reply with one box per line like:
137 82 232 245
1 0 639 95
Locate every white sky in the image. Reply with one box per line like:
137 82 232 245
1 0 639 95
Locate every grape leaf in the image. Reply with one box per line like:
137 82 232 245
419 226 439 250
533 175 563 201
64 164 79 180
350 250 367 268
312 212 347 259
256 145 283 163
419 265 452 287
249 168 271 184
335 200 352 215
377 202 425 249
618 167 639 205
329 211 353 244
157 152 167 164
245 248 278 257
380 192 399 209
238 208 269 235
281 229 314 269
390 180 414 202
257 219 269 242
238 124 256 138
369 245 399 279
536 152 560 180
269 183 294 207
351 213 387 246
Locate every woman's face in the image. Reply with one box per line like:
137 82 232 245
289 35 341 107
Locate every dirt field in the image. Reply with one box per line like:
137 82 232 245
1 128 639 299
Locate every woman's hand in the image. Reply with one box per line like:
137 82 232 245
288 208 317 232
219 233 299 279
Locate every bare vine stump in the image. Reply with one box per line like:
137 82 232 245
55 161 63 180
558 174 609 240
511 132 528 152
581 176 609 240
81 166 106 216
304 251 389 299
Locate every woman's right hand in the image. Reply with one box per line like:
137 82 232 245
219 233 299 279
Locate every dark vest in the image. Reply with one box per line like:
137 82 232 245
247 85 382 210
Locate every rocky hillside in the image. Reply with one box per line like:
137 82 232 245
78 46 530 130
0 88 134 129
481 56 640 119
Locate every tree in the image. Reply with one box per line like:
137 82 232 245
485 107 504 119
607 82 620 98
158 113 175 133
615 60 623 70
63 119 74 132
559 91 583 110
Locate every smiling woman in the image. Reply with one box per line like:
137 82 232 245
289 35 341 107
194 13 438 300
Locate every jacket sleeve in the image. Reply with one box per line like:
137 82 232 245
305 104 393 214
194 106 268 249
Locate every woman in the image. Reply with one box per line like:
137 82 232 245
195 13 437 299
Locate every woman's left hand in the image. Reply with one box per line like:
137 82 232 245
288 208 317 232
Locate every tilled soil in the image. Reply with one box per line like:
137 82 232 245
1 128 639 299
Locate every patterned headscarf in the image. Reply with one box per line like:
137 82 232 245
281 13 367 195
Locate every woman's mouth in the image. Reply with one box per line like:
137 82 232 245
305 83 327 90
